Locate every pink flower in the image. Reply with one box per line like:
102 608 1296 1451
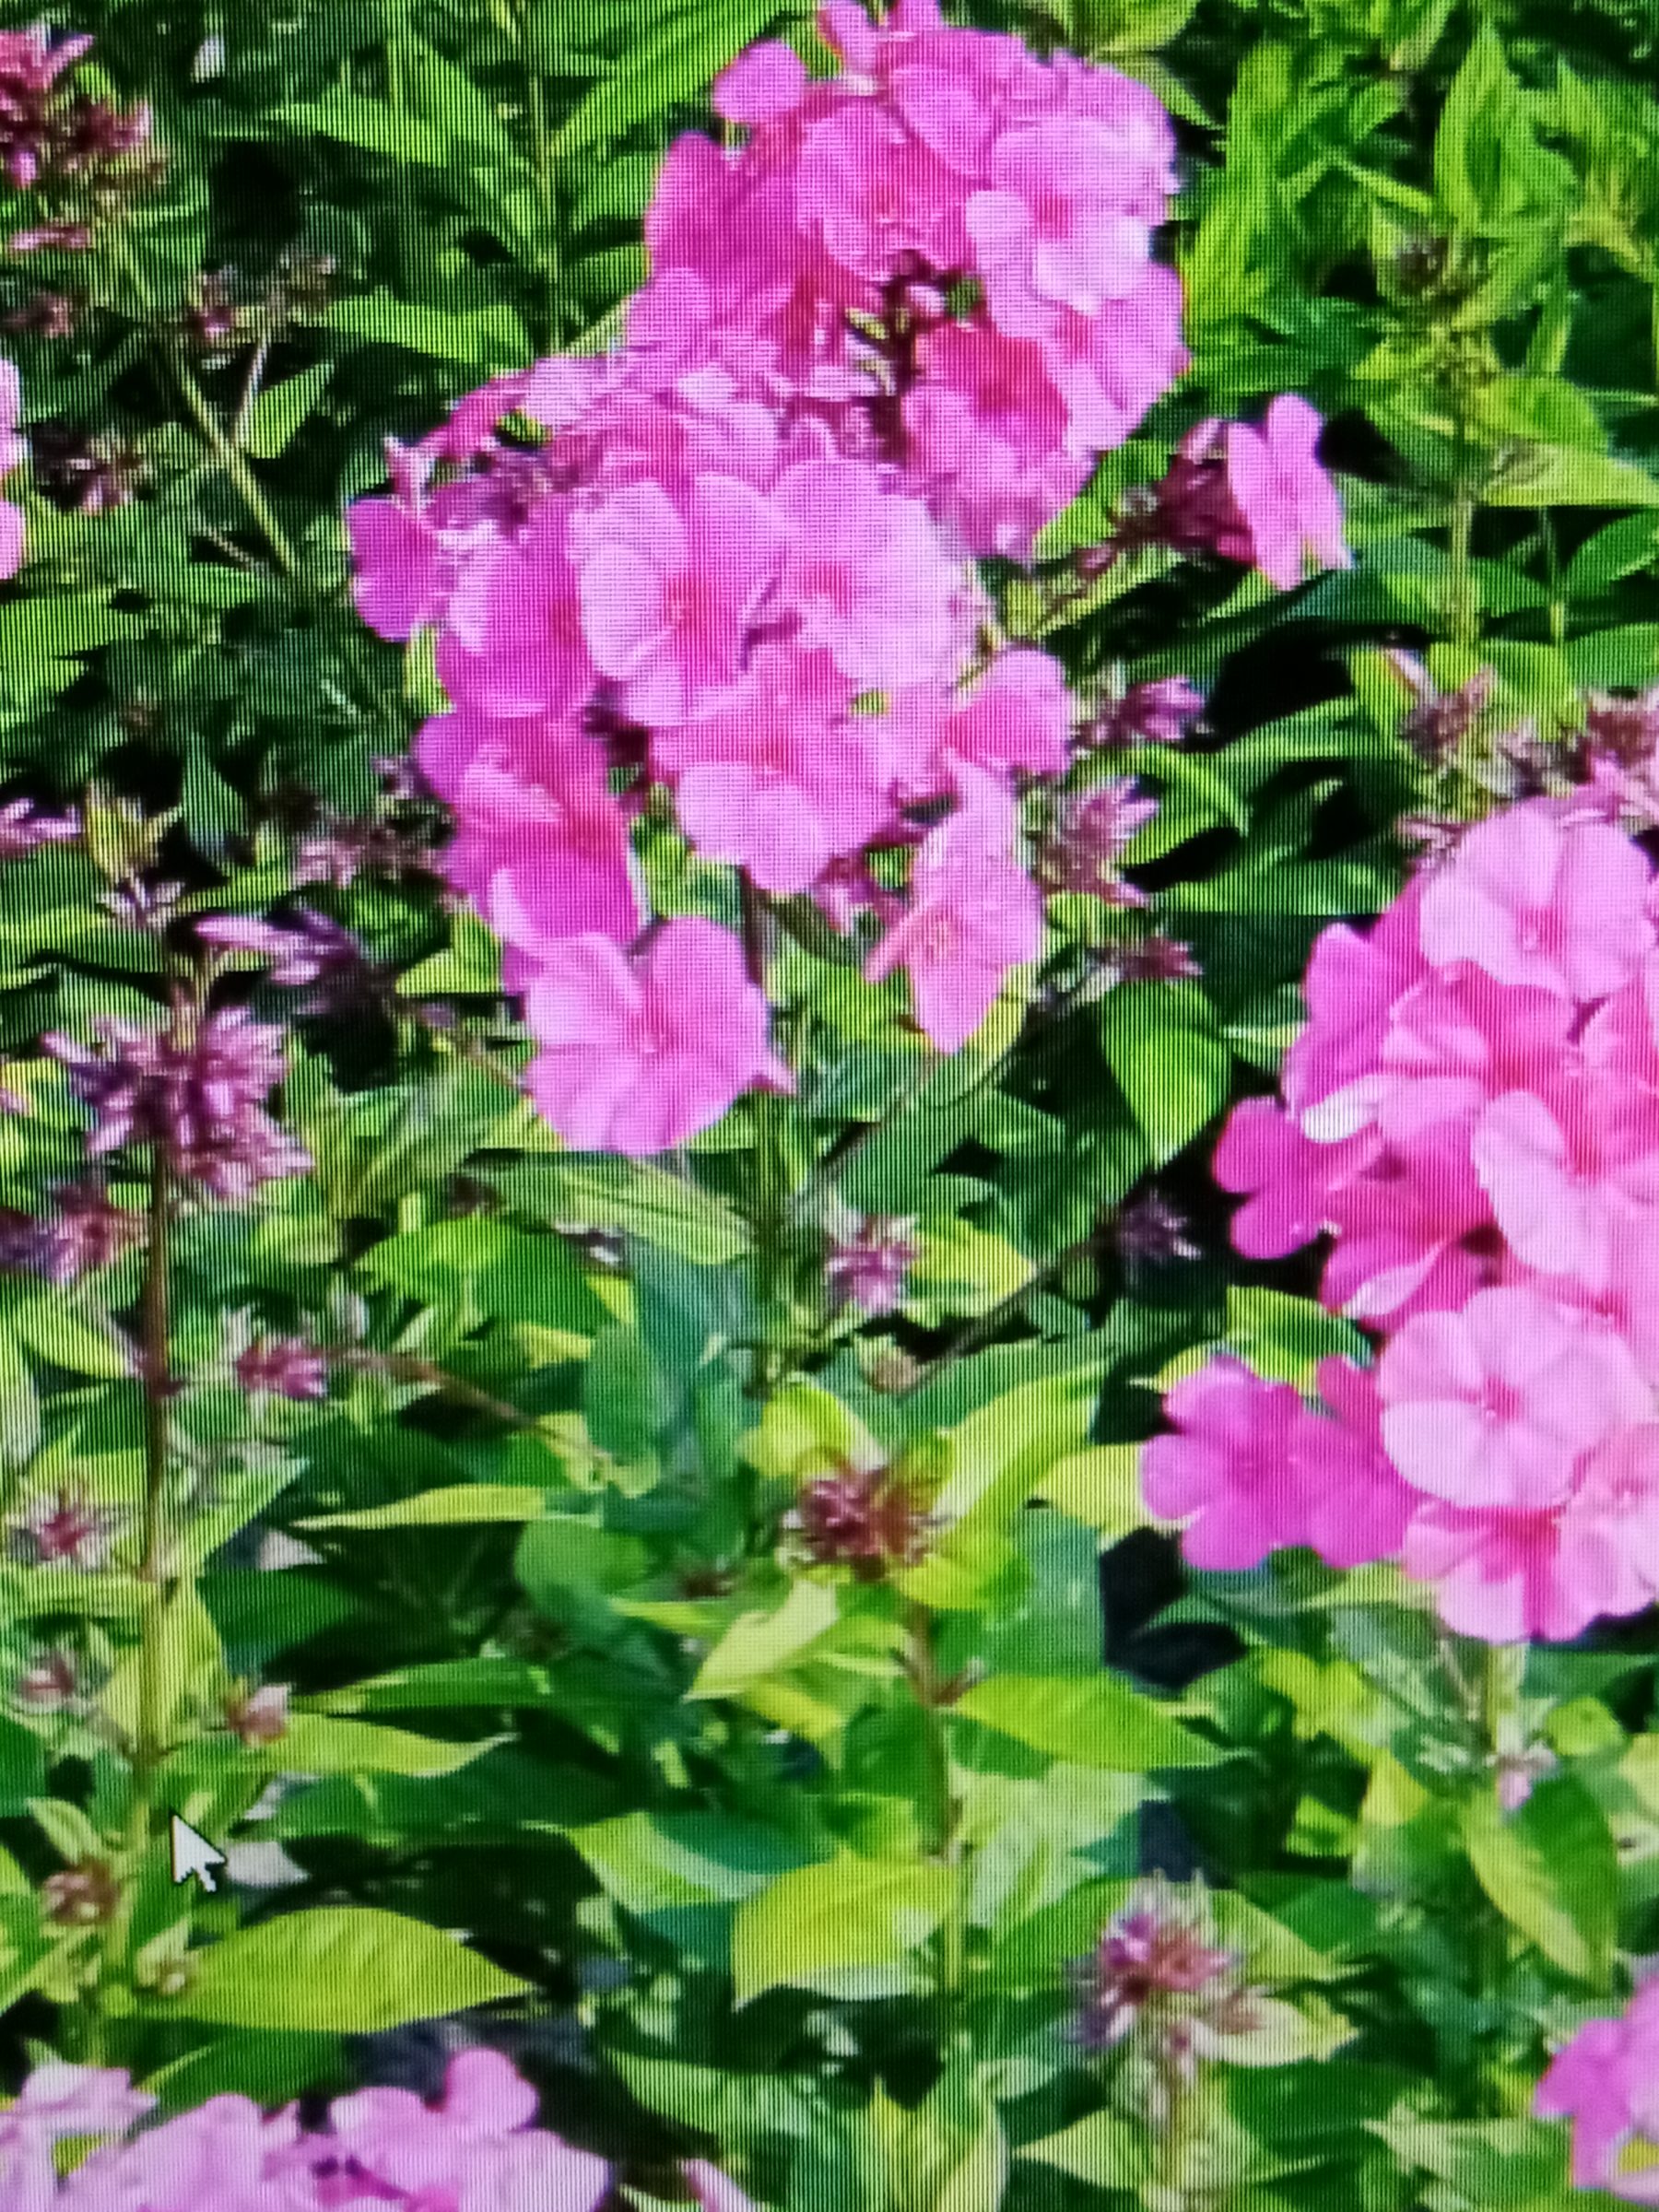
0 358 23 582
523 918 794 1155
437 508 594 721
1376 1286 1647 1512
1212 1098 1369 1260
1319 1109 1498 1324
1040 263 1190 456
902 319 1086 561
1471 1079 1659 1290
1280 887 1429 1132
1221 396 1352 590
1418 799 1654 1002
653 646 888 893
794 101 966 285
1294 1359 1414 1568
416 711 646 953
574 474 784 726
864 769 1043 1051
967 118 1156 335
683 2160 762 2212
1141 1358 1312 1569
345 493 448 641
1538 1981 1659 2199
712 41 808 125
773 458 967 689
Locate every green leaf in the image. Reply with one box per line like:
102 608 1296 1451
275 92 453 166
320 294 527 371
302 1658 556 1714
359 1218 607 1333
172 1909 529 2031
300 1485 551 1531
256 1715 499 1777
1565 512 1659 594
554 1 784 157
1459 1775 1616 1985
571 1812 812 1916
730 1853 955 2006
241 366 333 461
1019 2112 1153 2188
955 1673 1220 1771
1099 982 1232 1164
688 1580 843 1701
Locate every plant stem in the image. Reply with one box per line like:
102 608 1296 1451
897 1226 1105 1399
1537 509 1566 650
905 1606 965 2006
1446 476 1477 651
739 873 768 992
331 1347 542 1430
90 1150 175 2053
166 347 300 575
516 0 560 350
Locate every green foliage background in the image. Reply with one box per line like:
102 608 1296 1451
1 0 1659 2206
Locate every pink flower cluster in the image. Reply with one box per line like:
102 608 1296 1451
1537 1979 1659 2201
1147 794 1659 1642
346 11 1349 1156
0 2053 756 2211
653 0 1188 562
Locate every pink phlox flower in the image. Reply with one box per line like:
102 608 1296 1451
573 472 785 727
1222 396 1352 590
682 2159 761 2212
1039 263 1190 456
713 41 809 125
936 646 1072 784
1211 1097 1372 1261
524 917 793 1155
437 507 594 722
1320 1111 1499 1324
1471 1076 1659 1290
902 318 1084 562
794 100 967 284
1376 1284 1648 1512
773 457 969 689
653 645 887 893
1140 1357 1313 1570
966 117 1156 335
416 711 646 953
1538 2001 1652 2194
862 766 1042 1051
1418 798 1654 1002
1293 1358 1414 1568
1280 886 1429 1133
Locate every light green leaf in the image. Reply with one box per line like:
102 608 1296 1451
1099 982 1232 1164
172 1909 528 2030
957 1673 1220 1771
1460 1775 1616 1985
300 1485 551 1532
730 1854 955 2006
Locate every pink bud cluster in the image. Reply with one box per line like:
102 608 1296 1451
0 2053 751 2212
1147 794 1659 1642
0 27 149 202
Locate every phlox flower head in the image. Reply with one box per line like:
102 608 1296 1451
523 917 794 1156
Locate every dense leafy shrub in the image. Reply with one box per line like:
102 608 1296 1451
3 0 1659 2206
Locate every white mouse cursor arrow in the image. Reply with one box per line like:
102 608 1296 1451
169 1814 227 1893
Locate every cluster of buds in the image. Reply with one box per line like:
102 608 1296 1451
785 1456 938 1582
1038 779 1159 904
29 418 148 513
1070 1881 1263 2094
179 251 337 355
8 1489 121 1571
823 1204 923 1319
44 1003 311 1200
0 1173 145 1285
